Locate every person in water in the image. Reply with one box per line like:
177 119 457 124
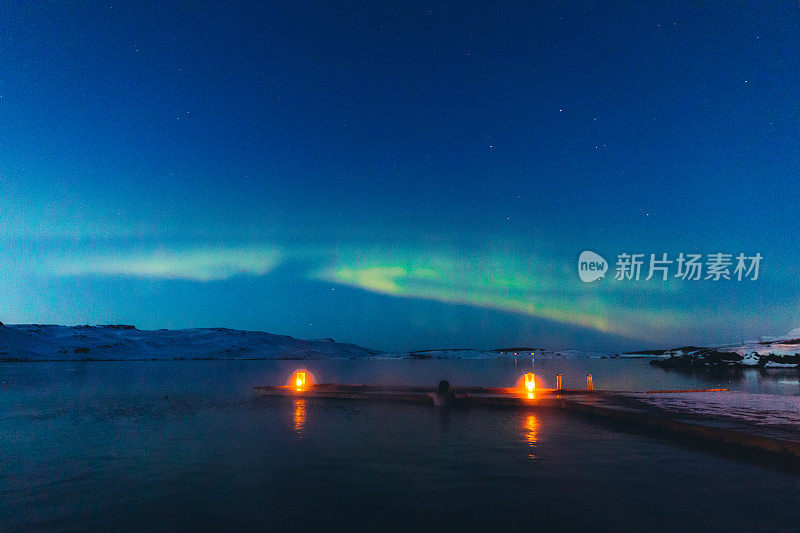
428 380 458 407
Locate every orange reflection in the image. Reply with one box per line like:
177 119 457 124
524 414 539 459
293 398 306 434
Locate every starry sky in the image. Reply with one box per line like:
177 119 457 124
1 2 798 351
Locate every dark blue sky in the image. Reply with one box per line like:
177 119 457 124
1 2 798 351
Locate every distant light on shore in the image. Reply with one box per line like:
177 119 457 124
289 369 315 391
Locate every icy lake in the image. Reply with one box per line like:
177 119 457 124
2 359 799 531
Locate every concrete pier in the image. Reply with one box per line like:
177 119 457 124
254 383 800 463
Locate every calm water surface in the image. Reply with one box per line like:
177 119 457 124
1 359 799 531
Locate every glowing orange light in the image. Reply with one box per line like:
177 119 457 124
515 372 542 399
289 369 315 391
586 373 593 391
556 373 563 390
524 372 536 392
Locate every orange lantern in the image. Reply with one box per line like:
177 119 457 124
524 372 536 393
290 370 314 391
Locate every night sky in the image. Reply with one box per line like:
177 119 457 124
1 2 798 351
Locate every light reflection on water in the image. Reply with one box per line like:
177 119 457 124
293 398 306 435
0 360 799 530
524 414 539 460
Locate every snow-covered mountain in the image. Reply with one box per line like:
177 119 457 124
0 324 381 361
2 322 797 367
636 332 800 369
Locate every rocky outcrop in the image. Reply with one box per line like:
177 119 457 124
650 346 799 368
650 348 743 368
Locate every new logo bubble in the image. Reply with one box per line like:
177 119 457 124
578 251 607 282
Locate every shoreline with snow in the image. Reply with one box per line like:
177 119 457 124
0 323 798 368
643 339 800 369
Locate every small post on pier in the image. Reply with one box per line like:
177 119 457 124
556 373 563 391
586 373 593 391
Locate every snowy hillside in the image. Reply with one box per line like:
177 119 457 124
639 329 800 369
0 324 381 361
3 322 797 366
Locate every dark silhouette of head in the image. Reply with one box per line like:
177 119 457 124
438 380 450 392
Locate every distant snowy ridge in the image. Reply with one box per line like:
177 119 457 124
755 326 800 344
639 337 800 369
0 324 611 362
3 322 796 366
0 324 381 361
386 347 612 360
